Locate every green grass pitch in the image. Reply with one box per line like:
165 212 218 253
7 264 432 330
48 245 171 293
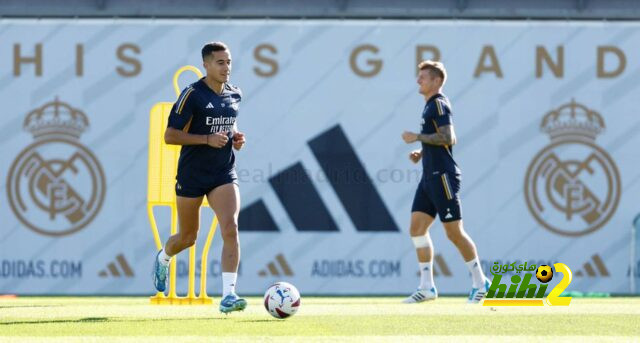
1 296 639 342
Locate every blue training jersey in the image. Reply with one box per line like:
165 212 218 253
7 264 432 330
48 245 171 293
420 93 461 178
167 78 242 186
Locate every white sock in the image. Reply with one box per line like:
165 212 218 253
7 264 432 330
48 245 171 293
158 249 171 266
418 262 434 290
222 272 237 297
465 257 486 288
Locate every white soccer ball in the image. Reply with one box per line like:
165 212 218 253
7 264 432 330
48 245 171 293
263 281 301 319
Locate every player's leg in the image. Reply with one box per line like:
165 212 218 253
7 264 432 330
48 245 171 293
441 219 477 261
441 219 483 270
166 196 205 254
411 212 435 268
441 219 489 303
153 194 204 292
435 172 489 303
206 182 247 313
404 181 439 304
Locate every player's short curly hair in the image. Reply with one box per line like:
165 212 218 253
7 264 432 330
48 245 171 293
202 42 229 60
418 60 447 85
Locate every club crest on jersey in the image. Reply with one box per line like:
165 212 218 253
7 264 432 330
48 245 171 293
524 100 621 237
6 98 106 237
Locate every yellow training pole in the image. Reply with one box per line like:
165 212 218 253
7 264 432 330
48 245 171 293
147 204 165 303
187 240 197 302
199 216 218 303
148 204 163 251
173 65 203 96
168 204 178 301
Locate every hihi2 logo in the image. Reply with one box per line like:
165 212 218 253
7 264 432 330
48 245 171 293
525 100 621 237
6 98 106 237
483 262 573 307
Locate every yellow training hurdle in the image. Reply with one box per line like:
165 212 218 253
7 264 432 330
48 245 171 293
147 66 217 305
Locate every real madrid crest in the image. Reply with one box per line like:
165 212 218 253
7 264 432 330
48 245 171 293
6 98 106 237
524 100 621 237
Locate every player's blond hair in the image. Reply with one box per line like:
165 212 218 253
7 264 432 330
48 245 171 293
418 60 447 85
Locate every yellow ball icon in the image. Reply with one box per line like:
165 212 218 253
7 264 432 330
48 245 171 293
536 265 553 283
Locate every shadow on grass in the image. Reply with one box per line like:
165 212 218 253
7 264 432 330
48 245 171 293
0 305 62 309
1 317 108 325
235 319 283 323
1 317 225 326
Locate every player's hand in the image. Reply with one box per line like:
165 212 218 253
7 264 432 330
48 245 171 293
207 132 229 148
232 132 245 151
402 131 418 143
409 150 422 164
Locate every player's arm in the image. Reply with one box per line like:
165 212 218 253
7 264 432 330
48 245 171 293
165 127 228 148
417 124 457 146
402 125 456 146
409 149 422 163
165 87 228 148
402 99 456 146
231 122 245 151
165 128 229 148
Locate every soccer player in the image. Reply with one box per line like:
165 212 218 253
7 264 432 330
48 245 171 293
153 42 247 313
401 60 489 304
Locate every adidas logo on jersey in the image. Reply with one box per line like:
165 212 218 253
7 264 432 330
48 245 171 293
444 208 453 219
206 102 214 109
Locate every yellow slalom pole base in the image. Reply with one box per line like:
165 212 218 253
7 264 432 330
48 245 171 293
147 202 218 306
150 293 214 305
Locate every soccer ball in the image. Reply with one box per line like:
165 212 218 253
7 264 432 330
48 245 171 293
536 265 553 283
263 282 301 319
